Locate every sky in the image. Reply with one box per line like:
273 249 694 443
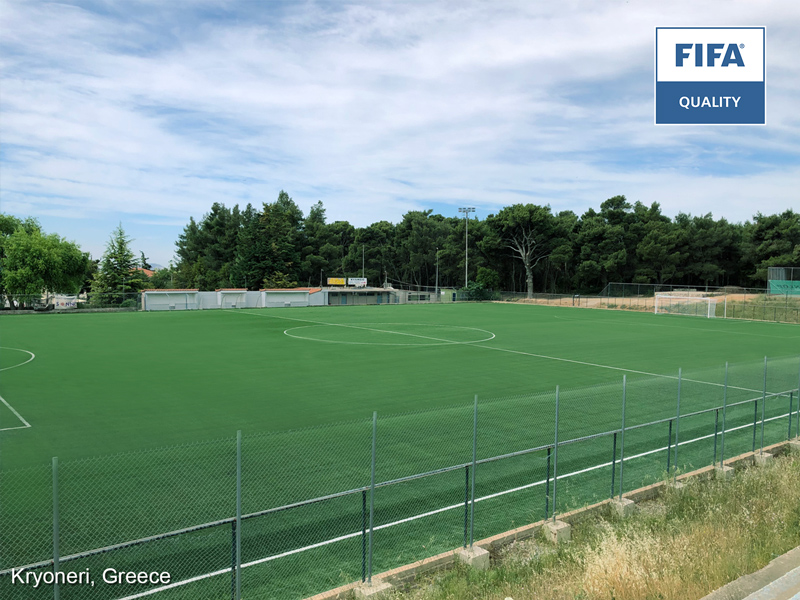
1 1 799 267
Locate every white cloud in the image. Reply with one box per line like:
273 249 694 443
1 0 799 264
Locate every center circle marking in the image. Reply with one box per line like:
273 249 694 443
283 323 496 346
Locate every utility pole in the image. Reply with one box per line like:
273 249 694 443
435 247 439 300
458 207 475 288
362 245 365 279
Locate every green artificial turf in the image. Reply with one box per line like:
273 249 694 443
2 303 797 467
1 303 798 599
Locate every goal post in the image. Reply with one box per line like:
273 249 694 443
654 295 717 318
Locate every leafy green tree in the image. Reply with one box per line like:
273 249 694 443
485 204 557 298
743 210 800 284
230 204 263 289
166 192 799 297
1 224 88 306
263 272 298 289
574 197 637 292
91 224 148 304
635 220 683 284
256 191 304 285
476 266 500 290
80 258 100 294
298 201 330 286
319 220 356 280
150 265 178 289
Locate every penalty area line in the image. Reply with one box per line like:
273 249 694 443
0 347 35 431
0 394 31 431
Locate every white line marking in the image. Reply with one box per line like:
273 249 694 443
0 347 35 372
0 394 31 430
113 408 794 599
283 323 495 346
225 309 770 393
0 347 35 431
227 309 497 345
468 342 765 394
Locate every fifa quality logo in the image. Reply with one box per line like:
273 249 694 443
655 27 765 125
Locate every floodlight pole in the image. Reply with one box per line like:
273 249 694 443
435 247 439 300
459 208 475 288
362 245 365 278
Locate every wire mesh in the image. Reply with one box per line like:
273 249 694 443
1 355 798 600
0 464 52 568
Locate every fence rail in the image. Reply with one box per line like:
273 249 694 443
497 290 800 324
2 356 800 600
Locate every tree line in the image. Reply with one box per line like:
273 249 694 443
165 192 799 296
1 193 798 306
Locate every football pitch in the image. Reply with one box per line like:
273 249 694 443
2 302 798 467
1 303 799 599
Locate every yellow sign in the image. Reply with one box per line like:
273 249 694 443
327 277 346 286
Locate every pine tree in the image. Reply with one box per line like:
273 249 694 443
91 224 147 305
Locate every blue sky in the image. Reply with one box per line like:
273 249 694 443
1 0 798 266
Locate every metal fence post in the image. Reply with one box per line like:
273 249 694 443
463 466 469 548
797 357 800 438
789 392 793 441
619 377 626 500
230 521 237 600
752 398 758 453
367 411 377 585
361 491 367 582
469 395 478 547
760 357 767 454
666 419 673 472
52 456 60 600
552 386 560 520
610 432 617 500
674 369 682 483
713 409 719 465
545 447 551 519
235 431 242 600
797 358 800 438
721 363 728 467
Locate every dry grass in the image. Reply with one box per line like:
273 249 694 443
394 453 800 600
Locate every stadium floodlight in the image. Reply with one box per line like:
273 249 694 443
654 295 717 318
435 246 439 300
458 207 475 287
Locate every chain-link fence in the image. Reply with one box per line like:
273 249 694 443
497 289 800 324
768 266 800 296
2 356 799 600
1 293 143 311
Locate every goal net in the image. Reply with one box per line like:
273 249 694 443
654 295 717 318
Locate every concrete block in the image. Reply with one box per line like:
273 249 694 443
353 580 393 599
754 452 773 466
610 497 636 518
715 465 734 480
455 545 490 570
788 440 800 455
543 520 571 544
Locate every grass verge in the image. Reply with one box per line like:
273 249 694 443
394 452 800 600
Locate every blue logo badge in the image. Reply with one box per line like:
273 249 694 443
655 27 766 125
